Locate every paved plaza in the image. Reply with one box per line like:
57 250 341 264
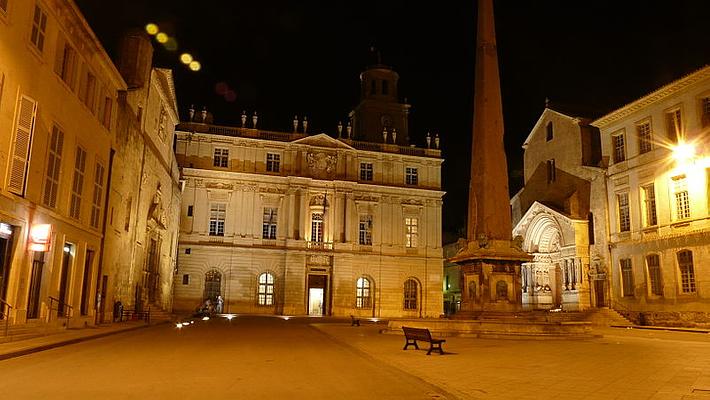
2 316 710 399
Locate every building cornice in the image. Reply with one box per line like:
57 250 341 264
592 65 710 128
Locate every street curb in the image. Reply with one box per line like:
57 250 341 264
0 321 166 361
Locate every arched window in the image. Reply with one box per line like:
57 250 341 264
356 277 371 308
677 250 696 293
204 270 222 301
404 279 418 310
257 272 275 305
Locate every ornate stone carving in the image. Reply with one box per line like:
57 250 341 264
307 255 332 265
306 152 337 178
205 181 234 190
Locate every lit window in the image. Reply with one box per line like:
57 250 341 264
612 131 625 163
213 148 229 168
617 193 630 232
262 207 277 239
43 126 64 208
311 212 323 243
356 277 371 308
90 161 105 228
266 153 280 172
257 272 275 305
359 162 373 181
546 121 553 141
30 4 47 52
359 215 372 245
209 203 226 236
646 254 662 296
672 175 690 220
620 258 634 297
665 108 682 143
69 147 87 220
405 217 418 248
677 250 696 294
637 121 652 154
641 184 657 227
405 167 418 185
546 159 556 183
404 279 418 310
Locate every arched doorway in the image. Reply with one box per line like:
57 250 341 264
204 270 222 302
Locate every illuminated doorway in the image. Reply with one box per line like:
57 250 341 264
307 274 327 316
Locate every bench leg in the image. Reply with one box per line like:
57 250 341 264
403 339 419 350
427 343 444 355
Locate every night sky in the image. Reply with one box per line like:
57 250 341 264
75 0 710 242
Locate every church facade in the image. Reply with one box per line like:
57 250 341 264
173 64 445 318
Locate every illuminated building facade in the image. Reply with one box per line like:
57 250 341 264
511 106 606 311
593 66 710 326
0 0 124 327
173 64 445 318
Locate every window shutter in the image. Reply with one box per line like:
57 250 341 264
8 95 37 195
54 34 66 76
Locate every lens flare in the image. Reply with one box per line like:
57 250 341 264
180 53 193 64
145 23 159 35
189 61 201 71
156 32 169 44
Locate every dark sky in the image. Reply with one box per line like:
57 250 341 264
75 0 709 242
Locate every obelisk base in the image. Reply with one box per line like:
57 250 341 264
450 239 532 313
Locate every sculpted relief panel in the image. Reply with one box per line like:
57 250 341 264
306 152 337 179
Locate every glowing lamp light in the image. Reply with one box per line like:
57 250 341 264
180 53 193 64
29 224 52 252
176 323 183 328
202 316 210 321
672 142 696 164
145 23 159 35
225 314 235 320
188 61 201 72
63 245 72 253
155 32 169 44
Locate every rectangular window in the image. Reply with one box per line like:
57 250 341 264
157 107 167 141
637 121 652 154
405 217 418 248
359 215 372 245
646 254 662 296
209 203 226 236
546 122 553 141
69 147 87 219
187 205 193 217
702 97 710 128
641 184 657 227
55 40 77 89
262 207 277 239
620 258 634 297
30 4 47 52
405 167 418 185
678 250 696 293
101 97 112 129
546 159 556 183
90 161 105 228
612 131 625 163
185 248 191 254
673 175 690 220
80 72 96 111
8 95 37 195
311 212 323 243
266 153 280 172
43 125 64 208
617 193 630 232
666 108 682 142
360 162 373 181
182 274 189 285
213 148 229 168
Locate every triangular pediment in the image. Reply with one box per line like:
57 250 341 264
291 133 355 150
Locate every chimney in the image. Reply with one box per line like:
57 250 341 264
117 30 154 90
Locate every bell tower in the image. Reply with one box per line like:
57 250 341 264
349 56 411 145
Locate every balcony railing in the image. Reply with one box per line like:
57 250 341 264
307 241 333 250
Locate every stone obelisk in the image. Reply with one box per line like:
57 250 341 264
450 0 531 313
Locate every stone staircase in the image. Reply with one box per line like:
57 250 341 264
451 308 634 327
0 319 67 343
583 307 634 327
148 304 173 323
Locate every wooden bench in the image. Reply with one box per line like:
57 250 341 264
402 326 446 355
350 315 361 326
